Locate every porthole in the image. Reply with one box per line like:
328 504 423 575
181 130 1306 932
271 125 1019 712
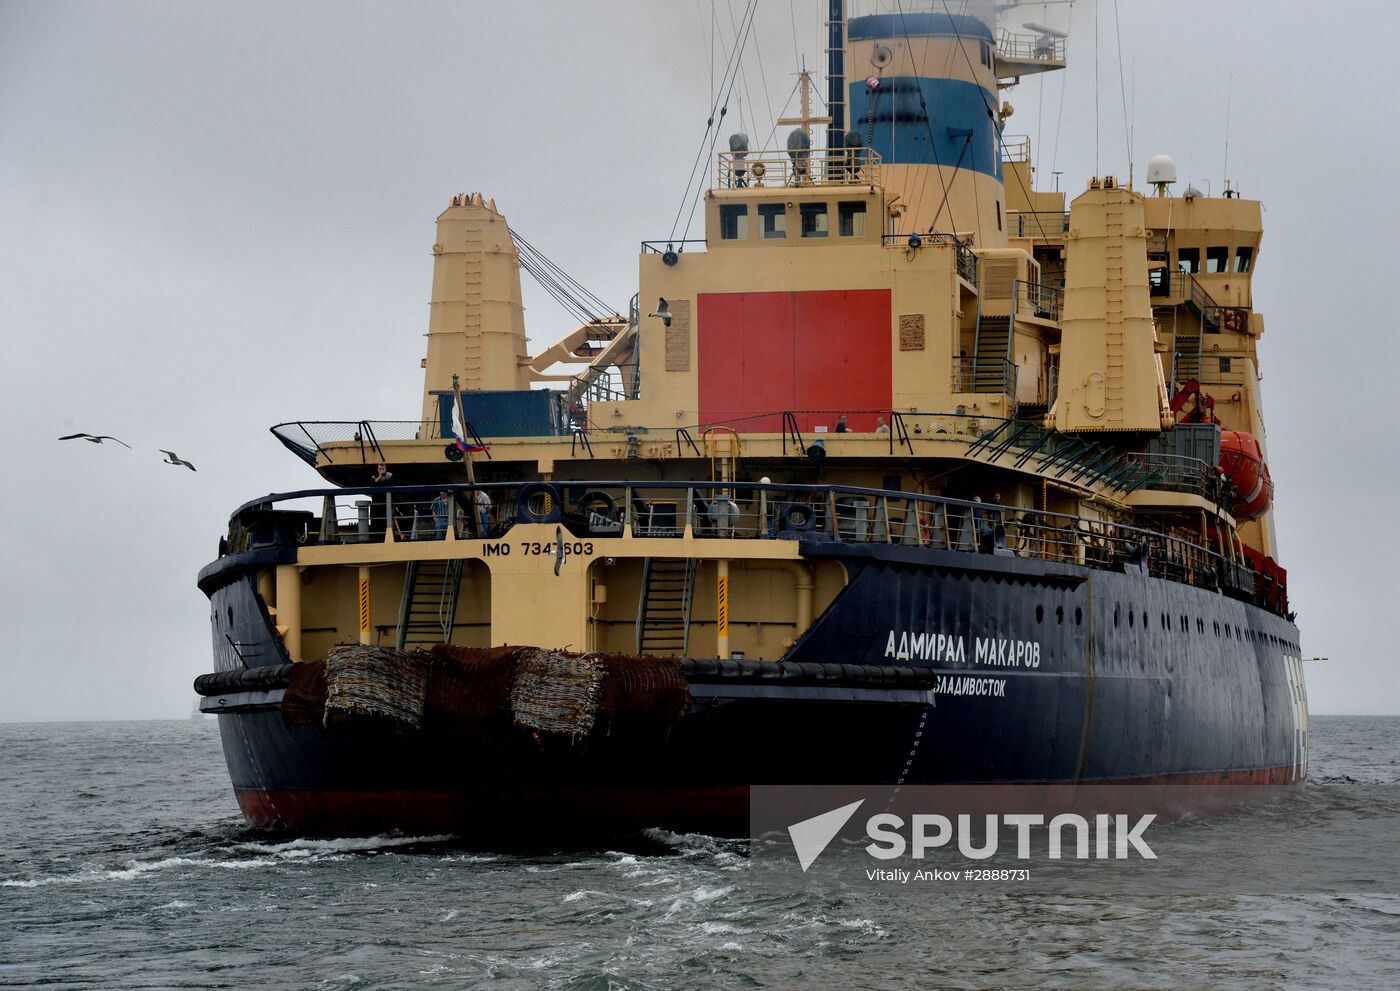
1114 606 1120 628
227 606 234 627
1056 605 1065 624
1129 610 1135 628
1036 605 1044 623
1075 607 1083 626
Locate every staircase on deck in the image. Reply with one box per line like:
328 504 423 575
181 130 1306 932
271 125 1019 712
635 558 698 656
969 314 1013 395
396 559 464 649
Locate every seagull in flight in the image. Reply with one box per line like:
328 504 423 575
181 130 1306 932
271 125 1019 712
59 433 130 448
160 450 197 471
648 297 673 327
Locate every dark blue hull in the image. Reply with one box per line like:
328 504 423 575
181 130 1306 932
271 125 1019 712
201 541 1307 836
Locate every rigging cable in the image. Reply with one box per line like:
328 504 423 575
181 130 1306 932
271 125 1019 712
893 0 962 236
511 231 619 326
1112 0 1132 174
788 0 802 73
724 0 761 139
938 0 1056 248
1049 2 1072 182
738 0 777 138
668 0 759 244
680 0 759 243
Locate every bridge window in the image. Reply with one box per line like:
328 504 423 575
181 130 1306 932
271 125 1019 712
1177 247 1200 273
719 204 749 240
759 203 787 239
1235 246 1254 273
800 202 829 238
838 201 868 237
1219 356 1232 373
1205 246 1229 273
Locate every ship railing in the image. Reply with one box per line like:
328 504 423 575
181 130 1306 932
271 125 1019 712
882 232 979 284
641 239 706 255
1122 453 1228 502
1013 279 1061 322
996 29 1066 64
226 481 1283 615
680 408 1195 497
271 420 440 467
1005 211 1071 240
1151 269 1224 324
566 362 641 420
955 356 1018 398
716 146 883 189
1002 135 1031 164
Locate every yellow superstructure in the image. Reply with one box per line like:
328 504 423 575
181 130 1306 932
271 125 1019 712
255 5 1287 665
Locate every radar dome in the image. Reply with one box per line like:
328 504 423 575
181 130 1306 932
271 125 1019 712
1146 154 1177 185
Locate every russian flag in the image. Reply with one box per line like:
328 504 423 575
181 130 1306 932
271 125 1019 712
452 435 489 455
452 391 489 454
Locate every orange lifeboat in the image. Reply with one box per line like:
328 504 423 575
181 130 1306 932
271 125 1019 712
1218 430 1273 519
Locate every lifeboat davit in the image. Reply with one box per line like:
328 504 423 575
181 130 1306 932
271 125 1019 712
1218 430 1273 519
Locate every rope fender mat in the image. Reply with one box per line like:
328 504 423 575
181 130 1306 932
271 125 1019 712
193 655 941 702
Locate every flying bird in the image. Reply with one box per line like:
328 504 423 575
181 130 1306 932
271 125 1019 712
160 450 197 471
648 297 673 327
59 433 130 448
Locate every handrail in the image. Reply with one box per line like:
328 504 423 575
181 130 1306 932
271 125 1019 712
1153 270 1223 325
1013 279 1062 321
780 412 805 456
223 479 1286 617
641 240 706 254
1005 211 1070 240
1001 135 1031 164
716 146 883 189
1124 452 1230 502
883 232 979 284
996 29 1066 63
271 420 440 466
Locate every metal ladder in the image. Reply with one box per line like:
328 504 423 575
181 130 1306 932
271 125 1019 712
396 558 464 649
970 313 1014 394
635 558 697 656
1161 306 1203 386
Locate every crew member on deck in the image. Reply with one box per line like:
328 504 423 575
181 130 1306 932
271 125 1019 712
431 491 453 539
368 464 394 535
474 488 493 537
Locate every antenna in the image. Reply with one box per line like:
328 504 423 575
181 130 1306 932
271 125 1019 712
778 68 833 137
1223 69 1234 194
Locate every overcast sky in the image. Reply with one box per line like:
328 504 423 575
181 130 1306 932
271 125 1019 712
2 0 1396 721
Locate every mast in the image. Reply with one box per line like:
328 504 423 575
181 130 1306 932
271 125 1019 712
826 0 845 151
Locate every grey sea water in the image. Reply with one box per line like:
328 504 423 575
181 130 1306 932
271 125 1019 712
1 716 1397 990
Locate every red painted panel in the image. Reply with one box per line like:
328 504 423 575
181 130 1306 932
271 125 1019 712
737 292 795 425
794 290 892 433
698 289 891 433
